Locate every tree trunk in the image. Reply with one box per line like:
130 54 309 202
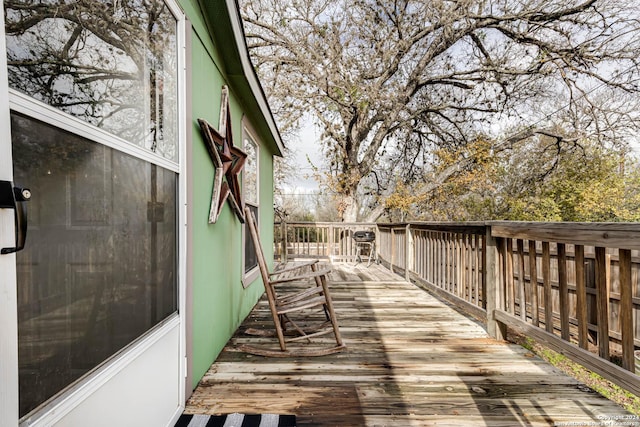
341 193 359 222
364 205 385 223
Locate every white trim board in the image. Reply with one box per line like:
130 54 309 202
0 1 20 426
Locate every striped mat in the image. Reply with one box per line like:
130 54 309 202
174 413 296 427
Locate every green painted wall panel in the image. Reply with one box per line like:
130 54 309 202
258 137 276 261
186 15 277 389
179 0 225 71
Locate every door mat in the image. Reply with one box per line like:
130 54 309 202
174 413 296 427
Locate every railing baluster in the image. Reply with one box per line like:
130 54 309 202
390 228 395 274
442 233 447 292
619 249 634 372
446 233 450 292
420 230 424 276
557 243 570 341
460 233 471 301
458 234 463 298
459 233 463 298
425 231 430 283
436 233 441 290
450 233 455 294
328 225 333 260
453 233 459 296
439 233 443 291
595 247 610 360
506 238 515 315
431 232 436 287
455 233 460 296
448 233 453 293
451 233 456 294
465 234 470 302
405 224 413 281
528 240 539 327
575 245 588 349
517 239 526 321
443 233 448 292
478 234 484 308
542 242 553 334
500 238 506 311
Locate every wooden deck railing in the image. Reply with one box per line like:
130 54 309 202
488 223 640 395
274 220 640 396
376 223 488 320
274 221 377 263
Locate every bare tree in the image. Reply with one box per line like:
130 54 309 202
241 0 640 221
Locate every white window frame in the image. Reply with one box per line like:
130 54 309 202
3 0 188 424
242 120 260 287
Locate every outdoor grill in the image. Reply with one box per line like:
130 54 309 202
353 230 375 242
352 230 376 266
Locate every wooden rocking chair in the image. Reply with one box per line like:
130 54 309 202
239 206 345 357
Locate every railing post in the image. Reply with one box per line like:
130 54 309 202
485 225 506 341
405 223 413 281
281 220 288 264
328 224 334 261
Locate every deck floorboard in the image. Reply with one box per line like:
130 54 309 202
185 262 633 426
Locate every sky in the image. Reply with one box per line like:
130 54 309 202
283 120 324 193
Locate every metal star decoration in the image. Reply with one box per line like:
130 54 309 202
198 86 247 223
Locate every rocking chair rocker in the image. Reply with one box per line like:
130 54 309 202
238 207 345 357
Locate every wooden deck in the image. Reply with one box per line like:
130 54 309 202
185 262 633 426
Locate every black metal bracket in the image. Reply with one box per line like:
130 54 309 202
1 180 31 255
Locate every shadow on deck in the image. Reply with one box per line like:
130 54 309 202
185 262 631 426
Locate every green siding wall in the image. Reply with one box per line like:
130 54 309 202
181 1 278 389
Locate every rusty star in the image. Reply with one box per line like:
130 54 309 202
198 86 247 223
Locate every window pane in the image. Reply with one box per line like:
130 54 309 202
244 132 258 275
11 112 178 417
5 0 178 161
245 204 259 274
244 135 258 205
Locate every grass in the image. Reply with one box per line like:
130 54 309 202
510 332 640 416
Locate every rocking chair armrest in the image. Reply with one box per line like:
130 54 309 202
269 260 319 277
270 267 332 285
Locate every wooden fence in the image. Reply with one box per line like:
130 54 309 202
275 220 640 396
